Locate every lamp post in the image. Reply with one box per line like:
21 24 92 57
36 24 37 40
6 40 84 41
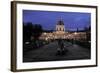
74 32 77 44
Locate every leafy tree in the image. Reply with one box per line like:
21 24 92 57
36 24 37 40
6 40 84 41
32 24 43 40
23 22 33 42
23 22 43 47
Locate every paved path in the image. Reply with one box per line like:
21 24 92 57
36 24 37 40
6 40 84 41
23 41 90 62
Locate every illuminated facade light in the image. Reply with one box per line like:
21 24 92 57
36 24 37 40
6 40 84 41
38 19 88 41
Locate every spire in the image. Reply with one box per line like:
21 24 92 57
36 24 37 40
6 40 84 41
60 16 62 21
57 17 64 25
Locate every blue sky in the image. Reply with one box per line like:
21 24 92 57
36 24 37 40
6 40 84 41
23 10 91 31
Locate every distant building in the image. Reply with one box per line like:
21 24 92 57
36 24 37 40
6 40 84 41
56 19 65 33
38 19 89 41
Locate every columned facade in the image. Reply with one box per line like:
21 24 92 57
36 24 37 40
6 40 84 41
38 19 87 41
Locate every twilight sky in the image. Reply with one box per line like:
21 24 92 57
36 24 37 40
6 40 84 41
23 10 91 31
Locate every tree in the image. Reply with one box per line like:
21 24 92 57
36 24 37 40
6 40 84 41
32 24 43 40
84 26 91 41
32 24 43 48
23 22 33 42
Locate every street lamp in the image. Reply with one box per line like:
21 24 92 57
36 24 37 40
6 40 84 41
74 32 77 44
74 32 77 35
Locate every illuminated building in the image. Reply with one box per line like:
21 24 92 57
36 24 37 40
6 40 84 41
39 19 88 41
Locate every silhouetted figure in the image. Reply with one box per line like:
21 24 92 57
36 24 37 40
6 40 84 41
56 39 65 55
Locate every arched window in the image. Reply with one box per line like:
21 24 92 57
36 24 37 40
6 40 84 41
62 28 64 31
59 28 61 31
57 28 59 31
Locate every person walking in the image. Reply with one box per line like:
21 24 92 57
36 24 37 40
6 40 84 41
57 39 65 55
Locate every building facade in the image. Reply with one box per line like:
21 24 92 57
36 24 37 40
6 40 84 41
39 19 88 41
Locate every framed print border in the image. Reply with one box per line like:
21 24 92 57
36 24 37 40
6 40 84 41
11 1 98 72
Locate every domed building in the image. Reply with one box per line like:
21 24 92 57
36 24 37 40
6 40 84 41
39 18 87 41
56 19 65 33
